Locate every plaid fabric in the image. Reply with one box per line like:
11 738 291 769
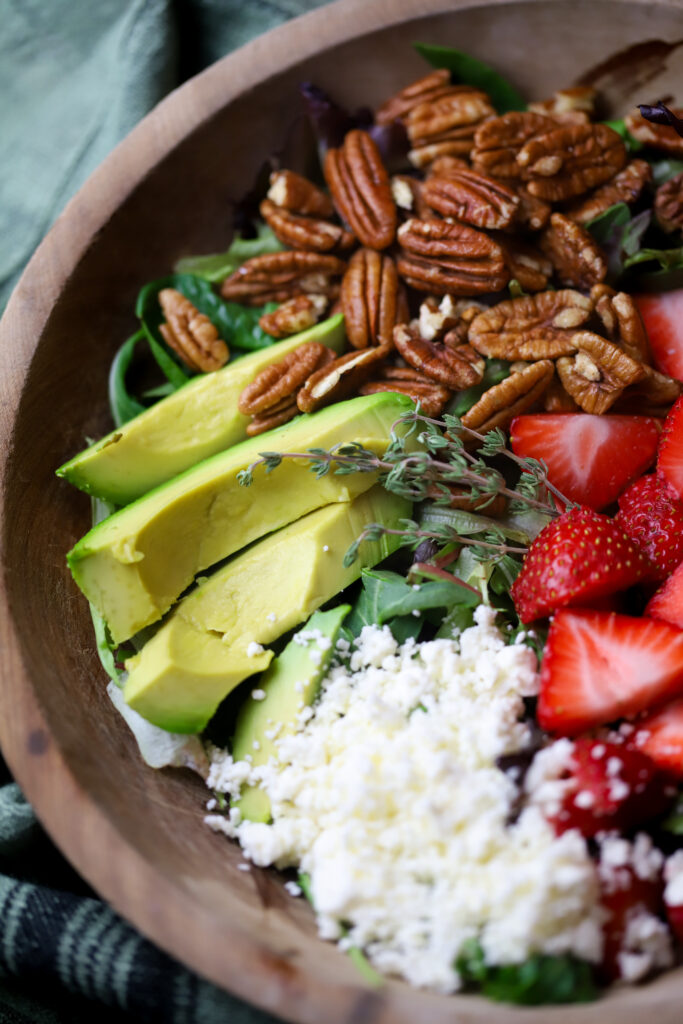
0 0 331 1018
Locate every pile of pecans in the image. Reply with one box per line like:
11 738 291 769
161 70 683 438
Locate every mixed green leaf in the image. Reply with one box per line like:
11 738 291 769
455 939 598 1005
414 43 526 114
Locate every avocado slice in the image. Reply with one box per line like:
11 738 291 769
232 604 350 823
123 485 410 733
67 391 415 643
57 314 345 505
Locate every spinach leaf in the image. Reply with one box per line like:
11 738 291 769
414 43 526 114
174 224 284 282
136 273 277 388
624 245 683 272
108 331 147 428
434 603 476 638
602 118 644 153
345 568 479 639
586 202 651 281
448 359 510 417
456 939 597 1005
651 158 683 187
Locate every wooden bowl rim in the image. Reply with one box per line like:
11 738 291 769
2 0 683 1021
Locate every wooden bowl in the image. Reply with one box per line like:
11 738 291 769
2 1 683 1020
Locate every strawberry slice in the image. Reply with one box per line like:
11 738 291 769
510 507 650 623
657 396 683 500
616 474 683 582
635 291 683 381
538 609 683 735
634 696 683 776
646 559 683 629
510 413 661 510
551 738 672 838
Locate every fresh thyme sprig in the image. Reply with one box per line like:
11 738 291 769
236 409 573 567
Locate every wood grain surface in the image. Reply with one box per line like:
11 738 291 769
2 1 683 1021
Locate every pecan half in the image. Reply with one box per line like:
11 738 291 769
528 86 597 124
565 159 652 224
461 360 554 432
539 212 607 289
375 69 453 125
259 199 355 253
297 345 390 413
417 295 471 342
341 248 408 349
267 169 334 219
612 364 682 417
220 251 346 305
555 331 646 414
394 323 484 390
625 108 683 156
421 169 520 230
468 289 592 360
517 123 627 201
493 234 552 293
247 396 300 437
397 217 509 295
391 175 432 220
543 373 580 412
406 88 496 167
655 171 683 233
238 342 335 416
258 294 328 339
158 288 229 372
591 283 651 364
471 112 557 179
426 155 471 178
514 185 551 231
324 129 397 249
360 366 451 417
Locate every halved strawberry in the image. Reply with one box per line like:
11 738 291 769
538 609 683 735
510 413 661 510
635 291 683 381
510 507 650 623
551 738 672 838
657 396 683 500
647 558 683 628
597 844 665 983
616 474 683 582
634 696 683 776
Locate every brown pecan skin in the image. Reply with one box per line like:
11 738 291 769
471 112 557 179
238 342 335 416
406 88 496 168
258 295 327 339
566 159 652 224
612 364 682 417
539 212 607 290
517 123 627 201
267 169 334 219
297 345 390 414
591 283 651 365
493 234 552 293
543 374 580 412
341 248 408 350
421 169 519 230
461 360 554 433
397 218 509 295
528 87 597 123
655 171 683 233
259 200 354 253
394 323 484 390
555 331 645 414
220 251 346 305
360 377 451 417
324 130 397 249
375 69 453 125
158 288 229 372
468 290 592 360
246 397 300 436
625 108 683 156
514 185 551 231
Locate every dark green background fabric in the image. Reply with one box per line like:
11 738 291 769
0 1 330 1020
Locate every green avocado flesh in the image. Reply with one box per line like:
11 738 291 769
67 391 415 644
122 486 410 733
233 604 350 823
56 315 346 505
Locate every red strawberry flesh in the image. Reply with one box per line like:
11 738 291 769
635 290 683 382
635 695 683 776
616 473 683 582
538 609 683 735
510 413 660 511
646 559 683 629
657 395 683 500
511 506 650 623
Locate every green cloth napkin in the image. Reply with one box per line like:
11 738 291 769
0 0 330 1020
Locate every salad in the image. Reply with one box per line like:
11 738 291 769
57 42 683 1006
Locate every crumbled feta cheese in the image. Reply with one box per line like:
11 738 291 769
207 608 604 992
284 880 302 897
251 689 266 701
322 545 330 552
247 642 265 658
617 911 673 981
266 612 277 623
665 849 683 906
237 862 251 872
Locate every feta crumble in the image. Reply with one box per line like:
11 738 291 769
206 606 601 993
